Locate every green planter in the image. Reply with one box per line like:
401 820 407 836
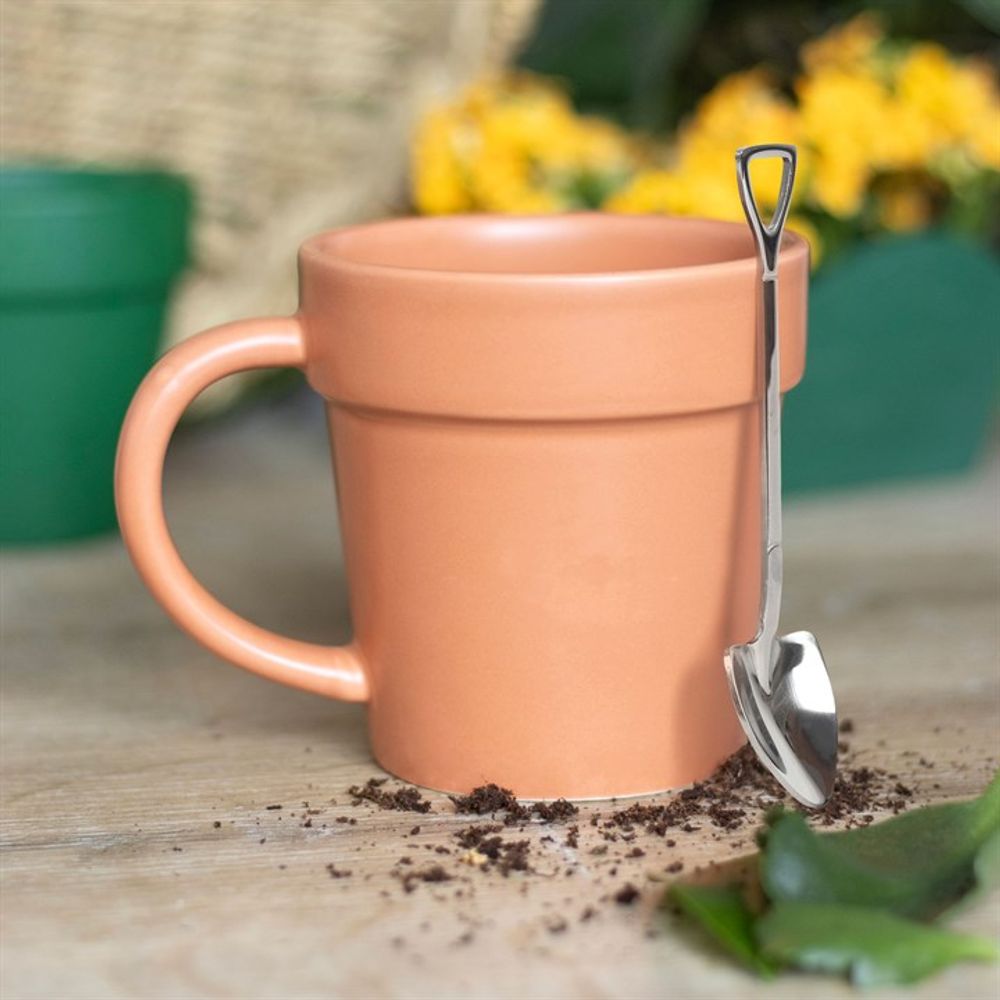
784 233 1000 493
0 166 191 544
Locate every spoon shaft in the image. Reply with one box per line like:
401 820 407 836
759 276 782 645
735 145 797 651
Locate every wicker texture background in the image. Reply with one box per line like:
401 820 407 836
2 0 537 404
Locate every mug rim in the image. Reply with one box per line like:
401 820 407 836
299 212 808 284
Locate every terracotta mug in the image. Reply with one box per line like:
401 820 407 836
116 214 809 799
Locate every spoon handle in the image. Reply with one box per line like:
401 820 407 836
735 144 797 652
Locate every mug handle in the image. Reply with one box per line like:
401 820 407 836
115 316 369 701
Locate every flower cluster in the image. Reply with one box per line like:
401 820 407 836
410 15 999 265
411 76 636 215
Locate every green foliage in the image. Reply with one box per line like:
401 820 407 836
668 772 1000 987
517 0 711 131
761 772 1000 918
757 902 998 987
670 884 777 977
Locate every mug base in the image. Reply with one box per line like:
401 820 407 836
369 742 747 803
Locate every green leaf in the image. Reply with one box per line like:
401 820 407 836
947 825 1000 917
668 883 778 978
670 776 1000 986
757 902 998 989
762 772 1000 919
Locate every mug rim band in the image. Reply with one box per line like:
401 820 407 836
296 214 810 421
298 212 808 285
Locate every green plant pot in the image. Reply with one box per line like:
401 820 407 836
783 232 1000 493
0 166 191 544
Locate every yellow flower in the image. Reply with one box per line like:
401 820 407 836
411 107 472 214
896 46 1000 170
604 170 690 214
878 96 938 171
410 73 638 214
685 70 800 152
410 24 995 246
478 86 573 155
797 66 888 152
896 45 968 137
534 115 633 173
673 71 803 217
801 13 882 72
809 151 870 218
795 66 893 215
673 168 747 222
605 70 802 223
963 59 1000 168
467 134 543 213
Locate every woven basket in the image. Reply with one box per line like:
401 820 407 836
2 0 538 409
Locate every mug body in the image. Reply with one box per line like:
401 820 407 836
299 214 809 798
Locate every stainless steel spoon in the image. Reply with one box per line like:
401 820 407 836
724 143 839 808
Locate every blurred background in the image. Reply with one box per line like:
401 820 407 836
1 0 998 544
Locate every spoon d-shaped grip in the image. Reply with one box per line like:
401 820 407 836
736 144 797 278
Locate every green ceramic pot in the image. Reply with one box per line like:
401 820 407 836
784 232 1000 493
0 166 191 544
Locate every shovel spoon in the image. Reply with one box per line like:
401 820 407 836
724 144 839 808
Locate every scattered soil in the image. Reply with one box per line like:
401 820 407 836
337 717 920 916
454 823 503 848
397 864 453 894
533 799 579 823
449 783 529 822
477 837 532 876
223 716 952 943
614 883 640 905
597 724 912 836
453 823 531 875
349 778 432 814
449 784 579 825
817 765 914 825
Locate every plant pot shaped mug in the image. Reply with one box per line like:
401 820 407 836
1 166 189 543
115 214 809 799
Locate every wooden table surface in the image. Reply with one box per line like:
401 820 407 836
3 396 999 1000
